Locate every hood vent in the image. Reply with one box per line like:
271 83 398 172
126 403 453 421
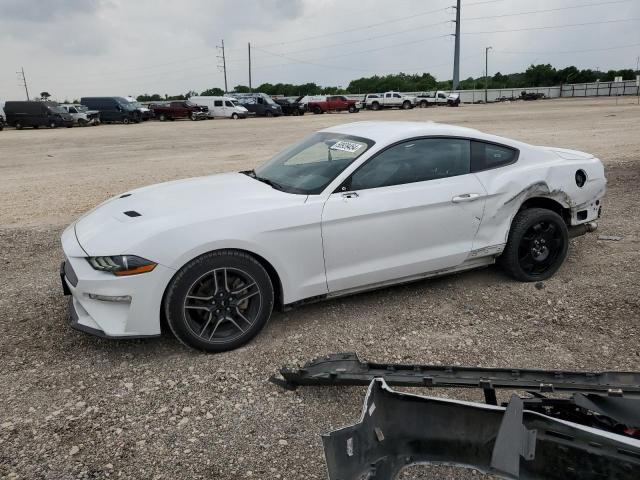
123 210 141 217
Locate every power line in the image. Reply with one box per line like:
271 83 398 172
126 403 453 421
463 17 640 35
494 42 640 55
464 0 634 22
254 4 451 49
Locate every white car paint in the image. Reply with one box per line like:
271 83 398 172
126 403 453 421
189 96 249 119
61 121 605 338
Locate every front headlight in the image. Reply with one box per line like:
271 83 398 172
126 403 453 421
87 255 157 276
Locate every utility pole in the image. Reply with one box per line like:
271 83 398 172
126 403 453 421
217 40 228 93
485 46 492 103
17 67 30 100
248 42 252 92
452 0 461 91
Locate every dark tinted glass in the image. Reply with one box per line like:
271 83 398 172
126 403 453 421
471 141 518 172
351 138 470 190
214 100 223 106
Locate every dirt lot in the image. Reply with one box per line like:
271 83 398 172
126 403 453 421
1 97 639 479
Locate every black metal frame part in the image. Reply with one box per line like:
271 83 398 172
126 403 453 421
272 353 640 398
322 379 640 480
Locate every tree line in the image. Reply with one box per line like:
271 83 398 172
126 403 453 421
136 64 638 101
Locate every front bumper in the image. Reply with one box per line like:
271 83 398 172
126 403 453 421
60 226 174 338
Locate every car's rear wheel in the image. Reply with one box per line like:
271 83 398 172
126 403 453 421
402 100 411 109
49 121 57 129
420 100 428 108
265 111 274 118
499 208 568 282
159 114 166 121
165 250 274 352
122 118 130 125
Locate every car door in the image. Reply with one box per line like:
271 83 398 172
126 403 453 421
321 137 487 293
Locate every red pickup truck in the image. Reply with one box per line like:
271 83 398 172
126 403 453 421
308 96 360 114
149 101 208 121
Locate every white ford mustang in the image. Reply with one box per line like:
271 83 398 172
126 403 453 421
61 121 605 351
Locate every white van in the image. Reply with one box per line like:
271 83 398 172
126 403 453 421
189 96 248 119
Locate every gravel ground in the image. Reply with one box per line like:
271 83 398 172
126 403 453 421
1 97 639 479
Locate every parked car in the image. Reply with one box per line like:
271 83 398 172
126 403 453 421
521 91 546 101
149 101 208 121
274 98 306 116
189 96 248 119
124 97 153 120
60 104 101 126
307 96 359 114
80 97 141 124
363 92 417 110
4 101 74 129
231 93 282 117
416 91 461 107
61 121 605 352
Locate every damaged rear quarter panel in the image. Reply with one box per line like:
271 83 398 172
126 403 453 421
471 144 606 250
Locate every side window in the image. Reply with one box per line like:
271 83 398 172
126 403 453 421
214 100 223 107
471 141 518 172
393 93 401 98
385 93 392 98
438 93 446 99
350 138 470 191
224 101 233 107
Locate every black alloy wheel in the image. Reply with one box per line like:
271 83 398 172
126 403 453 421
499 208 568 281
165 250 274 352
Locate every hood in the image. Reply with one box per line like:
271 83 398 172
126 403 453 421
74 172 305 256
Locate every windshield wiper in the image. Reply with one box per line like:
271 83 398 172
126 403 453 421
241 170 287 192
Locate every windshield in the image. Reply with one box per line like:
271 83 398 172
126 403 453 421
49 105 66 114
254 132 374 195
264 96 277 105
231 100 241 107
75 105 88 112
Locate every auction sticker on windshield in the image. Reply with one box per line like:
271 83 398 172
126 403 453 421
330 140 364 153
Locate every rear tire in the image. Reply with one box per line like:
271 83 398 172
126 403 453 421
159 114 166 121
165 250 274 352
15 122 23 130
499 208 568 282
122 118 130 125
313 106 322 114
49 122 57 129
402 100 411 109
420 100 428 108
265 111 274 118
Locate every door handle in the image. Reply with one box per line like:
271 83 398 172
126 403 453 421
341 192 359 199
452 193 482 203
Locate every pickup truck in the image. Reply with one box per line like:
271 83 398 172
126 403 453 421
149 101 208 121
416 91 461 107
363 92 416 110
307 96 360 114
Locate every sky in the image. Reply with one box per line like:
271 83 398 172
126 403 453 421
0 0 639 101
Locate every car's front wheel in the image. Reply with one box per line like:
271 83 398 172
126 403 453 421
499 208 568 282
165 250 274 352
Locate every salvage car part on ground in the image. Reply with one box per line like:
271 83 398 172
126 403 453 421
272 353 640 479
320 378 640 480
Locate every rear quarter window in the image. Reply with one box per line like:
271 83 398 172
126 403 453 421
471 141 518 172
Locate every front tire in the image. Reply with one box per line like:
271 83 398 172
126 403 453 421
122 118 130 125
231 113 239 120
164 250 274 352
371 102 380 111
499 208 568 282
